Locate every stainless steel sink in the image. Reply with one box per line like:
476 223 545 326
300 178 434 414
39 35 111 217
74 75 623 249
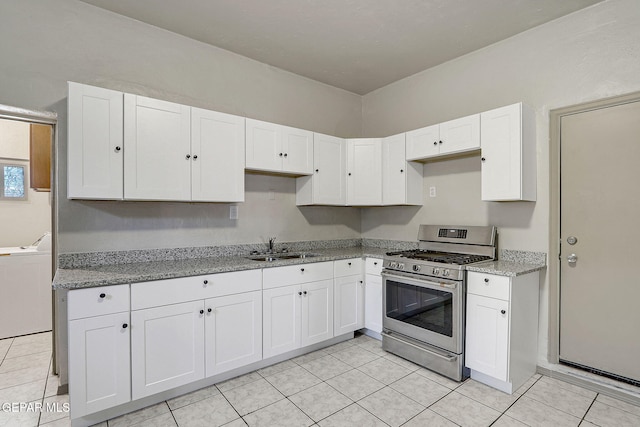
246 253 319 262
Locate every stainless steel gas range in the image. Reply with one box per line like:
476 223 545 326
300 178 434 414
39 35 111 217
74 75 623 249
382 224 497 381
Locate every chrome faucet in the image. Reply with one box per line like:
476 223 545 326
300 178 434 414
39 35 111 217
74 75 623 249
268 237 276 253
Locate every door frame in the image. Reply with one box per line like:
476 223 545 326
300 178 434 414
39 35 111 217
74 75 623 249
548 91 640 364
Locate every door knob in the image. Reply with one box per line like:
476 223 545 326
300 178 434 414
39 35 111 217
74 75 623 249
567 254 578 264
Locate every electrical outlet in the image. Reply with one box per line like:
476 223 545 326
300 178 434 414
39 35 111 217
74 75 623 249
229 205 238 220
429 186 437 197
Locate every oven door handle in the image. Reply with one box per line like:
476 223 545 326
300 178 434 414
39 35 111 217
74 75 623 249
382 331 456 361
381 270 458 289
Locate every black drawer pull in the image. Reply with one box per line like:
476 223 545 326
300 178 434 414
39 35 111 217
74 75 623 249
484 278 489 283
199 309 204 315
207 308 212 313
203 280 208 285
99 293 106 299
300 268 305 272
122 323 128 329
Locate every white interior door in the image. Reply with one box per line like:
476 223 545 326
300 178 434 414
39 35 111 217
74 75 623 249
560 100 640 383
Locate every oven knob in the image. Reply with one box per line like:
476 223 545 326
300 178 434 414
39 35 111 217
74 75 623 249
413 265 421 272
398 263 405 270
433 268 440 275
390 262 397 268
443 269 450 277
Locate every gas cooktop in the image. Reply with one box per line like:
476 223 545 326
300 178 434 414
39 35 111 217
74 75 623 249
385 250 492 265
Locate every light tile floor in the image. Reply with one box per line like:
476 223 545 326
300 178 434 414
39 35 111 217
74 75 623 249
2 331 640 426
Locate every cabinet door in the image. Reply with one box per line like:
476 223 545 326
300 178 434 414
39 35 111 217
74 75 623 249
465 294 509 381
364 274 383 333
124 94 191 200
191 108 245 202
205 291 262 377
131 301 205 399
334 275 364 336
382 133 407 205
245 118 281 172
346 138 382 205
439 114 480 156
405 124 439 160
68 312 130 418
263 285 301 358
313 133 346 205
281 126 313 175
302 279 334 346
68 82 123 199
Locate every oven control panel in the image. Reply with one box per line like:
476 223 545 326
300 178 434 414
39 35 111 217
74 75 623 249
384 260 463 280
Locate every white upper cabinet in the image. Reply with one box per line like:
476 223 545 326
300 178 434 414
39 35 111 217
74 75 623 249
480 103 536 201
382 133 423 206
68 82 124 199
406 114 480 161
346 138 383 205
245 118 313 175
191 108 245 202
296 133 346 206
124 94 191 201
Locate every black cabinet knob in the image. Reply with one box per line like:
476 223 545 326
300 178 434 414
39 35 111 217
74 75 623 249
207 308 212 313
481 157 486 162
300 268 305 272
284 153 288 157
315 169 319 172
359 280 363 284
303 291 307 295
115 146 121 152
374 262 378 265
400 169 404 173
203 280 208 285
298 291 303 296
433 141 438 146
484 278 489 283
348 173 352 176
348 262 352 266
193 155 198 160
279 153 283 157
199 309 204 314
186 154 191 160
438 140 443 144
99 293 106 299
122 323 128 329
501 310 506 315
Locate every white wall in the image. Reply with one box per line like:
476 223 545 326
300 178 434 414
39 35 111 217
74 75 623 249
361 0 640 362
0 0 363 254
0 119 52 247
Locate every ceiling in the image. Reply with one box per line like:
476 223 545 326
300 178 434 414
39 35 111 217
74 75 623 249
79 0 603 95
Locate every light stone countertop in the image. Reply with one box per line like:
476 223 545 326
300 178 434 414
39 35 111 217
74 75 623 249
466 260 546 277
53 247 388 290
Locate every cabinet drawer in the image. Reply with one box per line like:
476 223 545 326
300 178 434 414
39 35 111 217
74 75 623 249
68 284 130 320
334 258 363 277
131 269 262 310
365 257 383 275
263 261 333 289
467 272 510 300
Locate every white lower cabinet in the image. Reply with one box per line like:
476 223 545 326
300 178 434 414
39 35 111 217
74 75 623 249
131 300 205 399
333 258 364 336
205 291 262 377
465 270 540 394
364 258 383 334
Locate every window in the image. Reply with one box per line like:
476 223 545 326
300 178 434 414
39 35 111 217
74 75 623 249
0 162 27 200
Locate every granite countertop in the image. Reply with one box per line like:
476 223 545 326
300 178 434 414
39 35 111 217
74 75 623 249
466 260 546 277
53 247 388 290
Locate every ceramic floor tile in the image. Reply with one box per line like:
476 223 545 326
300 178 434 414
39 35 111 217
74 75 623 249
491 415 529 426
414 366 463 389
430 391 501 427
39 394 70 424
107 402 171 427
291 349 329 365
222 419 248 427
537 376 597 399
221 378 284 416
390 371 451 407
0 364 49 390
353 338 387 356
0 350 50 374
242 398 313 427
357 357 412 385
11 332 52 347
298 354 352 381
402 409 458 427
0 339 12 360
264 366 321 396
39 416 72 427
4 340 51 359
358 386 425 427
584 400 640 427
172 394 239 427
44 375 59 398
331 346 380 368
0 378 46 404
505 395 581 427
167 384 220 410
596 393 640 417
323 341 357 354
257 360 298 378
325 369 384 401
457 379 520 412
352 333 376 345
381 353 420 372
524 377 595 418
317 403 387 427
288 382 352 422
0 401 40 427
133 412 177 427
513 374 541 396
216 372 262 393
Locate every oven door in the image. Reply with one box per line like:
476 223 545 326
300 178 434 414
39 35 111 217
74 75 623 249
382 270 464 354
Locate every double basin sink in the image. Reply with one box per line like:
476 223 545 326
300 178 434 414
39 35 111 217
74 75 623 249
246 253 320 262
